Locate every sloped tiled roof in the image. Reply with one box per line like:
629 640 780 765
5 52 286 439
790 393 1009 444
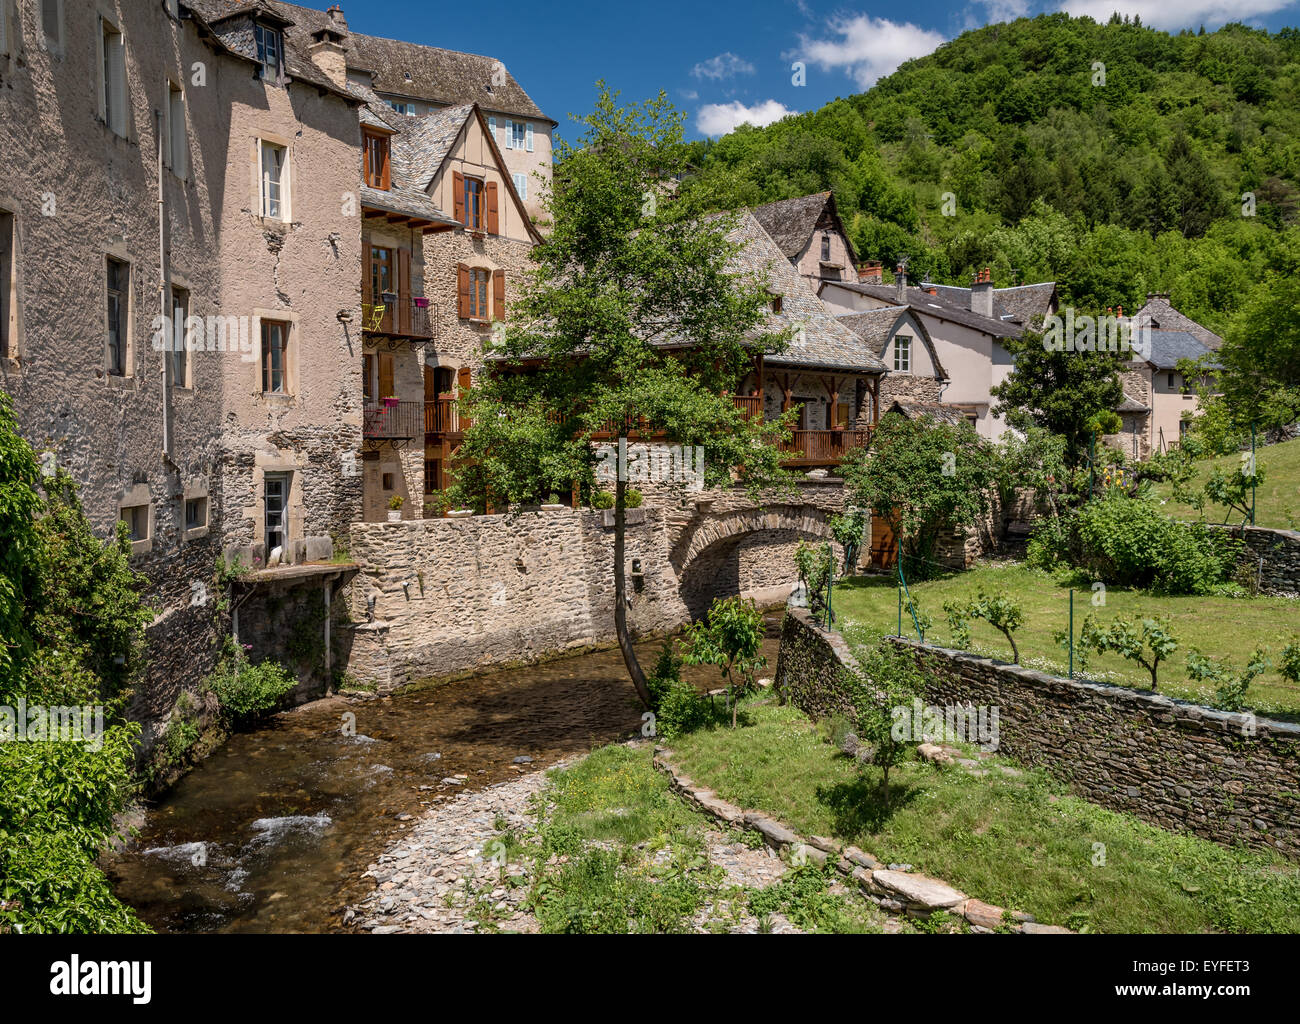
728 213 883 375
1137 329 1219 371
821 280 1025 340
1115 394 1150 414
928 281 1058 327
244 1 553 123
837 307 945 379
887 401 967 426
1135 294 1225 352
751 192 856 267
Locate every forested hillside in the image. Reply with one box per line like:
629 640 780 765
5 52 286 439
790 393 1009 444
680 13 1300 335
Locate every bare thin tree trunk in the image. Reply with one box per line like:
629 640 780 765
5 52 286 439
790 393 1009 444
614 455 652 708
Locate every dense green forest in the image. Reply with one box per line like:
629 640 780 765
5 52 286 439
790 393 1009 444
679 13 1300 336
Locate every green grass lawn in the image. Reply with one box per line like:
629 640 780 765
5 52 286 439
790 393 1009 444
670 700 1300 934
1149 436 1300 529
832 563 1300 719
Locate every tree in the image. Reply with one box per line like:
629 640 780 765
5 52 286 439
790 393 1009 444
681 596 767 728
848 643 924 809
449 85 793 708
829 508 867 574
961 589 1026 664
1186 647 1268 711
794 539 834 624
1080 614 1179 690
841 412 996 578
1209 277 1300 433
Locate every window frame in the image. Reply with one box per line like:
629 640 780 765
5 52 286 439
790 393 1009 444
98 14 128 139
258 138 288 220
821 233 831 262
462 175 485 230
169 285 190 388
0 208 15 362
512 172 527 202
263 472 291 553
106 256 130 377
166 81 188 180
121 504 149 542
363 129 391 191
893 334 911 373
260 319 290 395
468 267 490 320
254 22 284 82
184 496 207 531
41 0 64 55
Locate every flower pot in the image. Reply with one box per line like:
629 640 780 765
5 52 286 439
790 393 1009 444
387 510 402 522
541 503 566 512
447 509 474 519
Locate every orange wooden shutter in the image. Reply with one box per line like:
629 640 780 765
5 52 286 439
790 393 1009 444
423 365 436 401
492 269 505 321
457 366 473 430
452 171 464 224
486 181 499 235
378 353 395 399
362 354 374 402
456 263 470 319
398 248 411 333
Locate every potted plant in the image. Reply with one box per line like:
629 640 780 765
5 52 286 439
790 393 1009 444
541 492 566 512
387 495 404 522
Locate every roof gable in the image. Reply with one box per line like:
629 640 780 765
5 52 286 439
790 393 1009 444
751 192 857 267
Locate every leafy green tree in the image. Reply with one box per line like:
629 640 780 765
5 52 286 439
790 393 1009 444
841 412 995 578
848 643 925 809
450 85 793 707
1209 276 1300 433
1203 459 1265 525
795 540 834 624
991 330 1125 470
1186 647 1269 711
963 589 1026 664
829 508 867 574
681 596 767 728
1080 614 1180 690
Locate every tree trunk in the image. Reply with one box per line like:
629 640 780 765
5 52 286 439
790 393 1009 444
614 451 652 708
1005 630 1020 664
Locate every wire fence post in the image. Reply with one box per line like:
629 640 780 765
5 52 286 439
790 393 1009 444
897 537 923 642
826 563 834 631
1251 421 1257 527
897 585 902 637
1068 589 1074 680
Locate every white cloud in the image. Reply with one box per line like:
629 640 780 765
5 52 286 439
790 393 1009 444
980 0 1032 20
789 15 948 89
691 52 757 80
696 100 796 136
1057 0 1295 29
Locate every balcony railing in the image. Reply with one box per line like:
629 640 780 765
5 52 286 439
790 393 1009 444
363 401 424 440
361 295 437 340
732 394 762 418
425 398 462 435
778 428 872 465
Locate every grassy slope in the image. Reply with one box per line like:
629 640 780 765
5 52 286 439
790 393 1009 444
1149 436 1300 530
670 700 1300 934
833 564 1300 718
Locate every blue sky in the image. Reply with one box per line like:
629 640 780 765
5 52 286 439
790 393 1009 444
316 0 1300 140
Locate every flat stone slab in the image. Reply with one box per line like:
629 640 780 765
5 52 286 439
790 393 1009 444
872 870 966 909
961 898 1006 930
691 788 743 824
743 813 799 848
843 845 883 871
1021 922 1073 935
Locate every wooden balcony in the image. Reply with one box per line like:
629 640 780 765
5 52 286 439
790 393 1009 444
732 394 762 418
361 295 437 341
425 398 463 438
778 428 872 467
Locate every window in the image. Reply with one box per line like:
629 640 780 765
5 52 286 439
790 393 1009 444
121 504 148 542
363 130 391 190
260 140 286 219
384 100 415 116
167 83 188 179
41 0 61 50
424 459 440 494
185 497 207 531
505 120 533 152
362 353 377 402
254 22 283 81
463 176 484 230
512 172 527 201
170 287 189 387
264 474 290 552
821 233 831 262
893 335 911 373
106 258 128 376
1168 372 1177 389
468 268 489 319
369 246 394 300
0 210 13 361
488 116 497 140
0 0 8 57
261 319 288 394
382 472 395 491
100 17 127 137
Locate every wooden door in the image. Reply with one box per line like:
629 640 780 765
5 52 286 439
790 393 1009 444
870 511 897 570
456 366 472 431
378 353 395 400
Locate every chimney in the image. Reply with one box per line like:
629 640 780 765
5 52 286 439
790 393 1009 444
309 7 349 88
971 266 994 319
856 261 883 285
895 263 907 302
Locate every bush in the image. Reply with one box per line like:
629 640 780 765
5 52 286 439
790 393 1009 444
624 488 644 509
1075 491 1239 595
205 649 298 725
591 491 615 510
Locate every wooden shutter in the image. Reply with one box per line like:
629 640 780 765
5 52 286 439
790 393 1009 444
378 353 395 399
456 263 470 319
526 123 534 152
493 269 505 321
452 170 464 224
423 365 437 401
503 120 513 150
397 248 411 334
486 181 499 235
362 354 374 402
457 366 473 430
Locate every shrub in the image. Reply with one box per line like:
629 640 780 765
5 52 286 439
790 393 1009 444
1281 640 1300 686
1080 615 1179 690
591 491 615 510
654 678 714 739
205 649 298 725
964 589 1025 663
847 642 925 807
624 488 644 509
681 596 766 728
1187 648 1269 712
1075 491 1239 595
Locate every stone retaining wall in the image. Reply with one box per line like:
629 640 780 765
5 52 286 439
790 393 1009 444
1231 525 1300 597
775 609 1300 859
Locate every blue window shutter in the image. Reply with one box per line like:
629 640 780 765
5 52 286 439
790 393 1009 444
488 116 496 141
504 120 513 150
526 122 534 152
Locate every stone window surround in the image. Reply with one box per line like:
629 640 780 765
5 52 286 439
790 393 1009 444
40 0 65 59
103 242 135 385
118 482 153 558
0 194 22 367
168 271 195 390
250 457 304 554
252 131 293 223
163 75 189 183
253 307 299 401
182 475 209 542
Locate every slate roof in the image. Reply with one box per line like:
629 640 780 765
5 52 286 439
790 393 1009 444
1115 394 1150 414
751 192 857 266
1135 294 1225 352
821 280 1025 340
927 281 1058 327
1136 329 1220 371
837 307 945 379
886 401 967 426
728 213 883 375
209 0 553 123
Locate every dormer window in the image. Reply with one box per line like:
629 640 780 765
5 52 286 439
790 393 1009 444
254 22 283 81
821 233 831 262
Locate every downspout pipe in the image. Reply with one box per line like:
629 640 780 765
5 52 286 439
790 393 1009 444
157 108 173 464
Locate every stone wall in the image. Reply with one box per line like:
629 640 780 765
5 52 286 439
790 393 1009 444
1229 525 1300 598
775 610 1300 859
